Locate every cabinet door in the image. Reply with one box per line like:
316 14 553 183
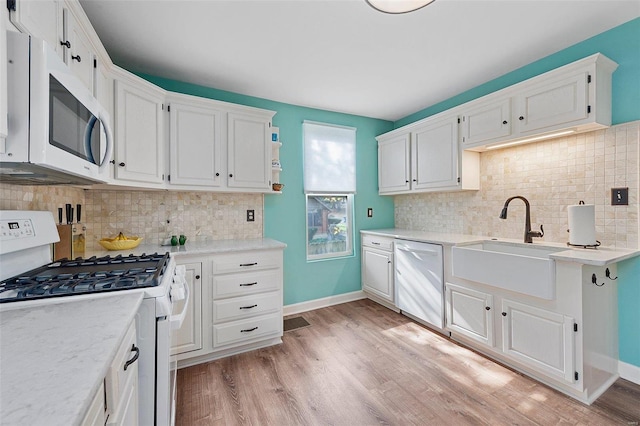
515 72 589 135
446 283 494 347
172 262 203 355
362 247 394 302
378 133 410 194
114 79 165 183
411 115 459 190
501 299 575 383
9 0 63 60
63 7 94 92
227 112 271 190
169 102 223 187
461 98 512 148
0 8 7 142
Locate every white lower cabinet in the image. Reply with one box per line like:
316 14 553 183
446 261 619 404
361 234 395 306
171 261 203 356
445 283 494 347
501 299 575 383
172 248 284 367
81 381 106 426
106 321 139 425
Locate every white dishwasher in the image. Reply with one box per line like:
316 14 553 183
394 240 444 331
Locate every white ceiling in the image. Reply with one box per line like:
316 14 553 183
79 0 639 122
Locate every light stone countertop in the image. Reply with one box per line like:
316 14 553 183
361 228 639 266
87 237 287 258
0 292 143 426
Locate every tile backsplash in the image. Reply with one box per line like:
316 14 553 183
395 121 639 249
0 185 263 251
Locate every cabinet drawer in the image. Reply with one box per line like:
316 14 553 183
362 234 394 251
213 269 280 299
212 250 281 274
213 312 282 347
213 291 281 323
106 321 138 412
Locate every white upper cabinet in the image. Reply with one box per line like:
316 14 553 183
8 0 63 60
62 6 94 92
412 114 459 190
378 133 411 194
515 71 588 135
114 72 165 185
377 112 479 195
1 7 8 144
460 53 617 151
168 97 223 187
460 97 512 148
227 111 274 190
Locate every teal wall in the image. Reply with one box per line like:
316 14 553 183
395 18 640 128
136 74 395 306
394 17 640 368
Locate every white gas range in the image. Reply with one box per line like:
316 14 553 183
0 210 188 426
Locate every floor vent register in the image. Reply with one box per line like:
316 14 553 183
283 316 311 332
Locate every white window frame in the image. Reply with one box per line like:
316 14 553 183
305 194 354 261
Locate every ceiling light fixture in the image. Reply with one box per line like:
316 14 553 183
366 0 436 14
485 130 576 151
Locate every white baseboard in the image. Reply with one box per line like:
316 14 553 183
619 360 640 385
283 290 367 316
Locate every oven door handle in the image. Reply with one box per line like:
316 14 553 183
170 280 190 330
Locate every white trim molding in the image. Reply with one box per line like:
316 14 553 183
619 360 640 385
283 291 366 316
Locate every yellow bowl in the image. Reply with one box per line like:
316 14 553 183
98 236 143 251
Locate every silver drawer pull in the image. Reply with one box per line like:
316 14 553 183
239 304 258 310
371 242 381 245
240 326 258 333
239 282 258 287
239 262 258 267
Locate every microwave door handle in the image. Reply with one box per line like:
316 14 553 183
84 115 98 164
97 109 114 173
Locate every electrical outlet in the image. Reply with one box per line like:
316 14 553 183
367 208 373 218
246 209 255 222
611 188 629 206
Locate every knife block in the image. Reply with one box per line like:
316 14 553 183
54 224 86 261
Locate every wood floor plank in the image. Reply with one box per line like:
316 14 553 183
176 299 640 426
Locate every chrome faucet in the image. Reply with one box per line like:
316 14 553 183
499 196 544 243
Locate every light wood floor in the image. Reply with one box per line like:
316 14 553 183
176 299 640 425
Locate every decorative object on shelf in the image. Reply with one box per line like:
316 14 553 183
179 235 187 245
271 128 279 142
171 235 178 246
99 232 143 250
366 0 435 14
272 183 284 192
272 159 281 169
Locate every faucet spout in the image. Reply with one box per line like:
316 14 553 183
499 196 543 243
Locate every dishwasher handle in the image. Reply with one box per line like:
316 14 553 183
395 246 441 256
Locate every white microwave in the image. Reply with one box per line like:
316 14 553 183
0 32 113 185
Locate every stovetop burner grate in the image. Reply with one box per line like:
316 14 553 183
0 252 170 303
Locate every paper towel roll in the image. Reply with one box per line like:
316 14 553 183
568 203 596 246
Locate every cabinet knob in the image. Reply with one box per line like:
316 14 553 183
502 120 508 125
485 306 491 311
412 179 417 182
502 312 507 316
215 173 220 177
109 160 115 164
118 162 126 167
229 173 233 178
60 40 71 48
71 54 81 63
195 275 200 280
519 116 524 121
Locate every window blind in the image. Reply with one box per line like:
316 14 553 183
303 121 356 193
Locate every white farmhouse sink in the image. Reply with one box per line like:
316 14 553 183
451 241 564 300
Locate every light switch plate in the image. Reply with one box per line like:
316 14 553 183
367 208 373 218
611 188 629 206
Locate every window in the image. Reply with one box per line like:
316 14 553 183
303 121 356 260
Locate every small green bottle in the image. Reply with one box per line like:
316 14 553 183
179 235 187 245
170 235 178 246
